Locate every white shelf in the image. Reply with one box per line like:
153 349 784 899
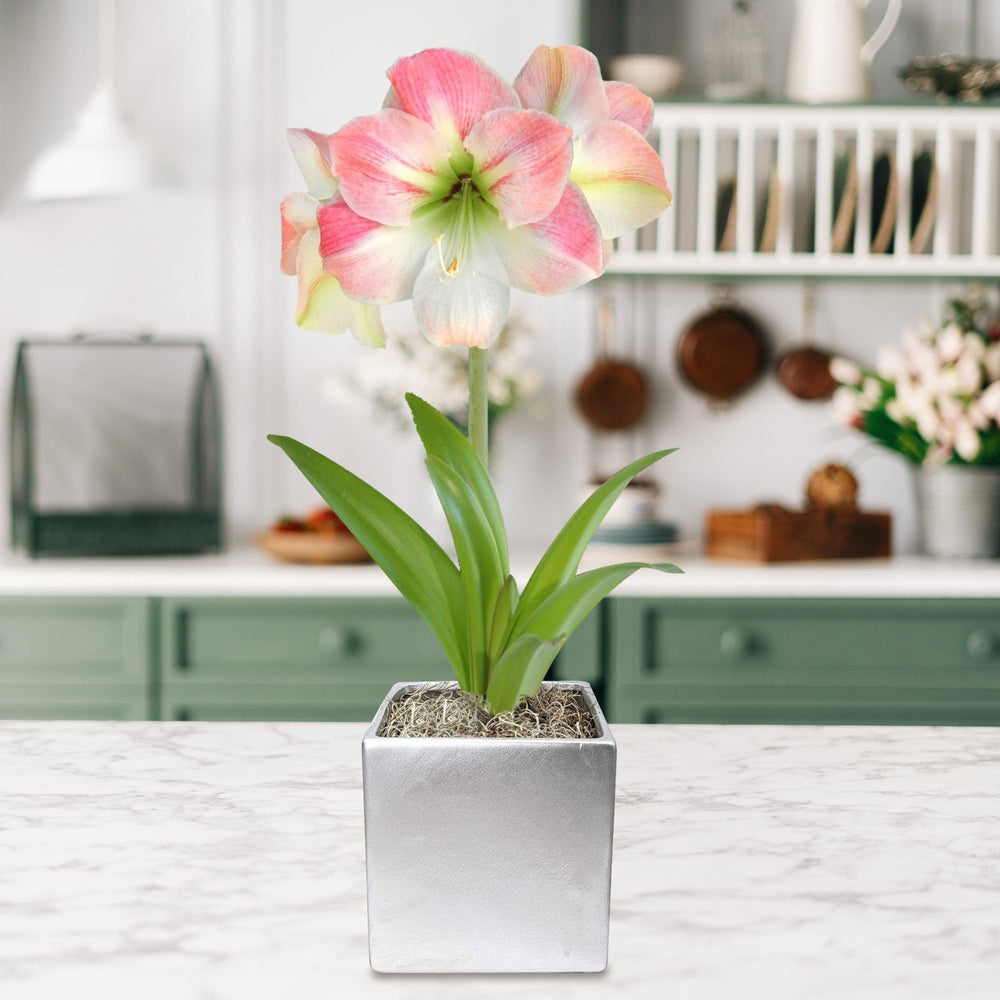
609 102 1000 279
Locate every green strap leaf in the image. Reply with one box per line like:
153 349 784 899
511 449 676 635
268 434 469 688
487 575 519 667
425 454 505 696
510 561 682 678
485 633 564 715
407 394 509 576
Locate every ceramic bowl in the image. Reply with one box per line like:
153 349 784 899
608 54 683 100
583 479 662 526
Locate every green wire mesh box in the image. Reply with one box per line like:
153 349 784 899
10 335 222 556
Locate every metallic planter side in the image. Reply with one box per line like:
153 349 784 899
361 680 617 974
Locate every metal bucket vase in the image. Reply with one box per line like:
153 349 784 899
914 465 1000 558
361 680 616 974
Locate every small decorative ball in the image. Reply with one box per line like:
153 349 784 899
805 463 859 509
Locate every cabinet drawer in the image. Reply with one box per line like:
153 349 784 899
0 597 149 682
614 598 1000 690
160 597 451 684
160 686 385 722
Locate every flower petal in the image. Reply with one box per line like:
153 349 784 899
465 108 572 228
281 192 317 274
330 109 453 227
286 128 337 201
514 44 609 137
571 120 671 239
491 182 603 295
387 49 519 154
412 239 510 348
317 196 441 304
293 229 386 347
605 81 653 135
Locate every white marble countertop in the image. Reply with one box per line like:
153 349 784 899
1 547 1000 597
1 721 999 999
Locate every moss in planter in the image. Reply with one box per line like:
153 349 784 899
378 684 599 739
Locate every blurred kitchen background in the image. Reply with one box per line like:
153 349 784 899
2 0 998 557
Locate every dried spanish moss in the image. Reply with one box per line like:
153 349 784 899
377 684 600 739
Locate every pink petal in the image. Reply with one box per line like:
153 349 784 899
513 45 609 137
286 128 337 200
330 109 452 227
317 197 439 305
281 192 317 274
465 109 572 229
412 239 510 348
491 182 603 295
572 120 671 238
386 49 519 152
605 81 654 135
291 229 386 347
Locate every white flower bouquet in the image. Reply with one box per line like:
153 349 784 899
830 294 1000 466
325 319 541 434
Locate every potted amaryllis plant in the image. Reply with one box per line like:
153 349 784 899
274 44 676 973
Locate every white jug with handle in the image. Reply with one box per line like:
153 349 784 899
785 0 902 103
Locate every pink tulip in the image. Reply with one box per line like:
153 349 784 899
829 357 862 386
514 45 671 239
318 48 608 348
831 386 864 428
281 129 385 346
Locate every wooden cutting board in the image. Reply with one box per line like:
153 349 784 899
705 505 892 562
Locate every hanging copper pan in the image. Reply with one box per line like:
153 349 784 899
574 296 649 431
776 283 836 401
677 302 768 404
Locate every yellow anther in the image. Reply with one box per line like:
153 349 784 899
434 234 460 278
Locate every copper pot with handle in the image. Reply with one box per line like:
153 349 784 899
574 295 649 431
676 289 768 406
776 283 836 401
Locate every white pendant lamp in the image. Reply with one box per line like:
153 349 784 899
23 0 158 201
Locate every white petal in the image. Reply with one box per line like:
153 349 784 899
412 240 510 348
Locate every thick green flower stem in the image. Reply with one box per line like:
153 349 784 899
468 346 489 470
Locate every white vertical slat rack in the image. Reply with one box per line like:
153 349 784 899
608 103 1000 278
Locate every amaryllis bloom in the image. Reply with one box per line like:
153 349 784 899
514 44 671 241
318 48 607 348
281 129 385 347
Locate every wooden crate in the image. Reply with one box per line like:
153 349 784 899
705 505 892 562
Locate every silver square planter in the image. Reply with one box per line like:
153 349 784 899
362 680 616 974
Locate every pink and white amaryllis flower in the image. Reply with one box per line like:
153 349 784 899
514 44 672 242
281 129 385 347
317 48 606 349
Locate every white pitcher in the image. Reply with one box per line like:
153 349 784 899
785 0 902 103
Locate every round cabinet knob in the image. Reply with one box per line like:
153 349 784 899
964 628 998 661
719 626 755 660
318 626 359 656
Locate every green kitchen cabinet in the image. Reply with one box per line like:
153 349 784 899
0 597 152 719
158 597 456 721
607 597 1000 725
157 596 602 722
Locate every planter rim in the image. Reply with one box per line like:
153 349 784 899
362 679 614 746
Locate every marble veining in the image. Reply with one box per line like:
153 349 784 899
1 721 999 998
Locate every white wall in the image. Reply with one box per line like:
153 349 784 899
0 0 988 558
